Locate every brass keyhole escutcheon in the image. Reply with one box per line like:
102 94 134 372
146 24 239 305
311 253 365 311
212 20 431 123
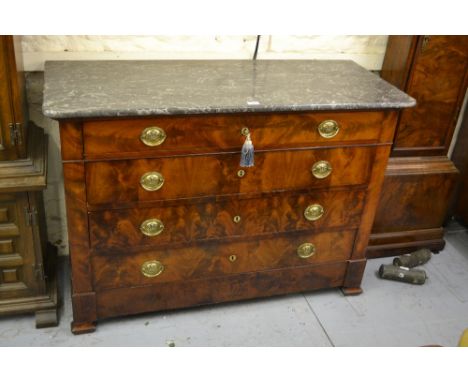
311 160 332 179
297 243 316 259
141 260 164 278
317 120 340 139
304 204 324 221
233 215 241 223
229 255 237 262
140 126 167 147
237 169 246 178
140 218 165 237
241 127 250 136
140 171 165 191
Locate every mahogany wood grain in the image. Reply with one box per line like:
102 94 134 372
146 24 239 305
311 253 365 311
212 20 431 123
372 157 458 233
371 36 467 258
83 111 395 159
60 120 98 329
451 103 468 226
367 228 445 259
92 230 355 290
86 147 375 206
89 189 365 250
95 261 348 319
380 36 418 90
350 145 393 260
392 36 468 155
59 121 84 161
57 106 403 332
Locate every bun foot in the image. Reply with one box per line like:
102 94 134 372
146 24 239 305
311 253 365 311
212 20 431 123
71 321 97 334
341 286 363 296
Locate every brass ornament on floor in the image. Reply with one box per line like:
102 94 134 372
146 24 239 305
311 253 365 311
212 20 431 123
393 248 432 268
379 264 427 285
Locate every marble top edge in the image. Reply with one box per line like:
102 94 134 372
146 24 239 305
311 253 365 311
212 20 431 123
42 59 416 119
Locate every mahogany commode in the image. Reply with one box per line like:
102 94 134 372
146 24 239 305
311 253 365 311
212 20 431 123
43 60 415 334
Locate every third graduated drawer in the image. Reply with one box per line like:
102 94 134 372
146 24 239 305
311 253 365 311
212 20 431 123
86 146 375 206
89 188 365 251
82 111 396 159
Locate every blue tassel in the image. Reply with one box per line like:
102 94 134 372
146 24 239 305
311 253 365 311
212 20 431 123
240 133 254 167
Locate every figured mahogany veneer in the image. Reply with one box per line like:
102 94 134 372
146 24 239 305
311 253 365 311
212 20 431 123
89 189 365 250
58 110 398 334
83 111 395 159
92 230 356 290
86 147 374 206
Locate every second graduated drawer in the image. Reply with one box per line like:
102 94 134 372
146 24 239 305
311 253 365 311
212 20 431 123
82 111 395 159
89 189 365 250
86 146 375 206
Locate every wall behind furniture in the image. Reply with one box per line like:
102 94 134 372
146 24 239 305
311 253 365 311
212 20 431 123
23 35 388 255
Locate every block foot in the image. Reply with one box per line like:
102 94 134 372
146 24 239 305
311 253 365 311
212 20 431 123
341 286 363 296
35 308 59 328
71 321 97 335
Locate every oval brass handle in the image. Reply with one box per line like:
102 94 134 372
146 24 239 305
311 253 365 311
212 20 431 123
229 255 237 262
304 204 324 221
297 243 316 259
317 120 340 139
311 160 332 179
140 218 165 237
241 127 250 136
140 171 165 191
141 260 164 278
233 215 241 223
237 169 246 178
140 126 167 147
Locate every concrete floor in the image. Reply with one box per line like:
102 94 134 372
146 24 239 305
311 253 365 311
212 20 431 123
1 225 468 346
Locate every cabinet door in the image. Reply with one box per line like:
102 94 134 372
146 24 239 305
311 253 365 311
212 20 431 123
0 193 46 301
0 36 26 160
393 36 468 156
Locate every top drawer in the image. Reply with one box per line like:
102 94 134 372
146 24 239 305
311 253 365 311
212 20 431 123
83 111 394 159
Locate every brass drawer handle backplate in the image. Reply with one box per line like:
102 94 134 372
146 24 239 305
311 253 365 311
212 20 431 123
304 204 324 221
297 243 316 259
141 260 164 278
140 171 165 191
317 120 340 138
140 218 165 237
140 126 167 147
311 160 332 179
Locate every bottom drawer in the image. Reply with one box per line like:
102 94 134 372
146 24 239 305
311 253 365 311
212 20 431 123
95 261 348 319
92 230 355 290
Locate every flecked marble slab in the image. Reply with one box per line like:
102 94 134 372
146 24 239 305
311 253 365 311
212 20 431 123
43 60 415 119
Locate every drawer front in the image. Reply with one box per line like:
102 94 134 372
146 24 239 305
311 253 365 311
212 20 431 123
92 230 356 290
86 147 374 206
96 262 348 319
83 111 392 158
89 189 365 250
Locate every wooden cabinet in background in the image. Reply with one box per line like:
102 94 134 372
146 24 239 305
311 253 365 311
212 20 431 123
368 36 468 258
452 103 468 226
0 36 27 160
0 36 57 327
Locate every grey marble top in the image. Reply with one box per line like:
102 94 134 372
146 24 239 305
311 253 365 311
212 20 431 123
42 60 415 119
